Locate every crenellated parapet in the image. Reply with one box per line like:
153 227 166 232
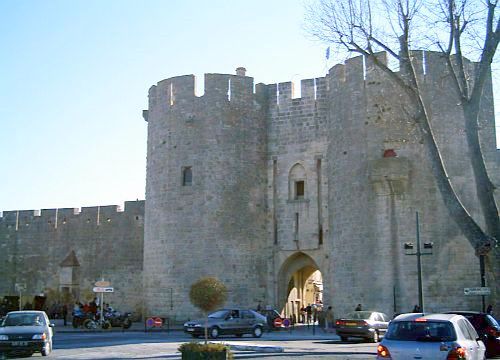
0 200 145 230
148 72 255 112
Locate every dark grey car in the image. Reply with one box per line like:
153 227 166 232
184 309 267 338
335 311 390 342
0 310 54 357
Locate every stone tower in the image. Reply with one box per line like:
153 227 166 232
143 72 269 318
143 53 498 319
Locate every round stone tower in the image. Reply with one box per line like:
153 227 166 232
143 71 268 319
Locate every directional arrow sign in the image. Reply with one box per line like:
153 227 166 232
93 287 114 293
464 287 490 296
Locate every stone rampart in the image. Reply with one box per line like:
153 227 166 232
0 201 144 315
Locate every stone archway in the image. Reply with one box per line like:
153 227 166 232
277 252 322 323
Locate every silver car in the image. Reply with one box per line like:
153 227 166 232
335 311 390 342
184 308 267 338
0 310 54 357
377 313 486 360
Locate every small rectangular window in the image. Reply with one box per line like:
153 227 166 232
182 167 192 186
295 181 304 199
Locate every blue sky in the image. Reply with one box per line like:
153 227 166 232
0 1 498 212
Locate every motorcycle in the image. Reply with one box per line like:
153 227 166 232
71 310 97 329
97 309 132 329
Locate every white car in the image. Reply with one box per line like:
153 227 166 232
377 313 486 360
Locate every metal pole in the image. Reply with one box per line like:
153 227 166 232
480 255 486 312
416 212 424 312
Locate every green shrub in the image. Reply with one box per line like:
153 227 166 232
189 277 228 313
178 342 228 353
178 342 233 360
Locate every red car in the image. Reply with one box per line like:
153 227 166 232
446 311 500 358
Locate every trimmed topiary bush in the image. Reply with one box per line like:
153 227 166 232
178 342 232 360
189 277 228 313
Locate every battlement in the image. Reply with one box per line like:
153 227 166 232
0 200 145 228
148 69 331 112
149 72 254 107
328 51 480 89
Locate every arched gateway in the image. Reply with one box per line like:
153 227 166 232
277 252 323 322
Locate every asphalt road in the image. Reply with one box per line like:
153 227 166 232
33 330 378 359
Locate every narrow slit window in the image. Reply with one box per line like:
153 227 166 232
182 167 192 186
295 180 305 199
295 213 299 235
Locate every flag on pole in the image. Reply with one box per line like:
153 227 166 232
325 46 330 60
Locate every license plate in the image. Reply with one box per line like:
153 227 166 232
187 328 194 332
12 341 28 346
345 322 358 326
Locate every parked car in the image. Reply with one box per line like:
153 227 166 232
335 310 390 342
445 311 500 358
376 313 486 360
184 308 267 338
0 310 54 357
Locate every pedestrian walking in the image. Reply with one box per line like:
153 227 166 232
486 304 493 315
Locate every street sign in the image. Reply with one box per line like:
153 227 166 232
464 287 491 296
153 317 163 327
274 317 283 327
14 283 26 292
95 280 111 287
282 318 291 328
93 286 114 293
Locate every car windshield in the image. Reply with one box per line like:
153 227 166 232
385 321 456 342
208 310 229 319
3 313 44 326
346 311 372 320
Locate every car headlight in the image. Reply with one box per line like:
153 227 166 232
32 333 47 340
0 335 8 340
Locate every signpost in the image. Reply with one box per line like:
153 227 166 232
464 287 491 296
15 283 26 311
273 317 283 328
93 280 113 327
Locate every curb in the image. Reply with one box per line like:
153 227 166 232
225 343 284 353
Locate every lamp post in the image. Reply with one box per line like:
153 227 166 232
404 212 433 312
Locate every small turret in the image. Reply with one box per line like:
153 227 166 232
235 66 247 76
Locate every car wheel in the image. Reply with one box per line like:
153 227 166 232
253 326 263 338
340 336 348 342
372 331 379 343
209 327 219 338
122 318 132 329
41 341 51 356
84 319 96 329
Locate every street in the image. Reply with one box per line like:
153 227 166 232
42 328 378 359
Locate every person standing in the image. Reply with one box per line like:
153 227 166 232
355 304 362 311
62 303 68 326
306 304 312 324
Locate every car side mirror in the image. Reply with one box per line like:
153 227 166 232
49 323 55 328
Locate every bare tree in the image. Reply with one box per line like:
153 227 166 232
306 0 499 307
